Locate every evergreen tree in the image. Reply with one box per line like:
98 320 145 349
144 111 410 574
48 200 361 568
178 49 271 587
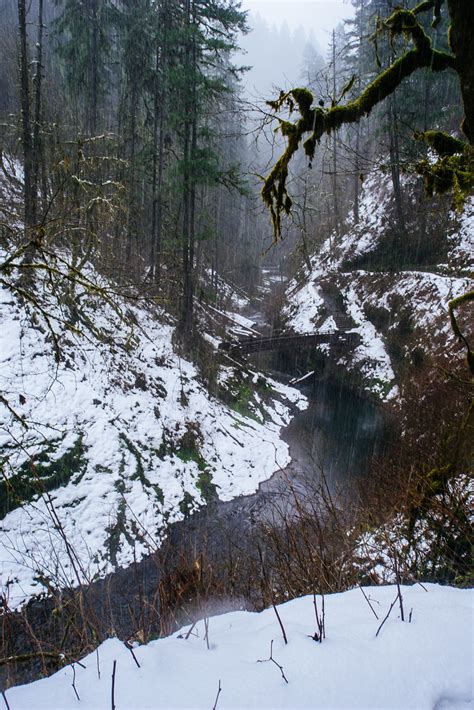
54 0 116 135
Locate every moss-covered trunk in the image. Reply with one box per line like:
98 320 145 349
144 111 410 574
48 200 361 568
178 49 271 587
448 0 474 144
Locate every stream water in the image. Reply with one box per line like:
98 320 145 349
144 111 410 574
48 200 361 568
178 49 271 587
236 267 390 516
1 269 390 687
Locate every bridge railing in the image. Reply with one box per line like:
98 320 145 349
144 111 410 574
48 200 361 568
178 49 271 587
219 330 361 355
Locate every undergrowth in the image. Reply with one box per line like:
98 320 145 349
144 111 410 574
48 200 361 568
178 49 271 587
1 355 471 690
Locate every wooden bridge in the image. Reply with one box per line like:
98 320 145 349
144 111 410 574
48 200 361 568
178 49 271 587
219 330 361 356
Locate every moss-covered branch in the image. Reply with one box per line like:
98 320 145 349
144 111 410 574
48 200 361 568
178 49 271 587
413 0 444 27
413 132 474 209
262 6 456 240
415 131 466 157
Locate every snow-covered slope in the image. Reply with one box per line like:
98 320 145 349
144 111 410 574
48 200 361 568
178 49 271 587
283 172 473 400
0 257 306 608
6 584 472 709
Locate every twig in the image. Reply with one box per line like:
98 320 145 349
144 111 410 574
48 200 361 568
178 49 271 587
312 594 325 643
212 680 222 710
124 641 140 668
111 660 117 710
0 394 28 428
184 621 197 640
358 585 379 620
257 545 288 645
1 690 10 710
272 602 288 646
204 617 210 651
322 594 325 640
257 640 289 684
375 596 398 637
0 651 84 667
393 554 405 622
71 663 80 701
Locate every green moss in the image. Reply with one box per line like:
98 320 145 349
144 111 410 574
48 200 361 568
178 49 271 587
291 88 314 114
255 375 270 393
219 370 272 423
261 5 458 241
415 130 467 157
156 424 216 504
105 478 127 567
231 386 260 422
119 433 165 504
119 432 149 485
0 436 87 518
153 485 165 505
416 147 474 207
196 469 217 502
176 444 205 469
179 491 195 518
175 430 217 503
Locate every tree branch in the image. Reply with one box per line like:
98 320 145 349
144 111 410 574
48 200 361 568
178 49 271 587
262 6 456 239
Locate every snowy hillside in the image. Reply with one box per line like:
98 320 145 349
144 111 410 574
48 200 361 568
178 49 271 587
6 584 472 709
0 257 306 608
283 173 473 400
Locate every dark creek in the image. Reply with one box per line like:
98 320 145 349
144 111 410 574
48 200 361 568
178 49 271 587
0 287 390 689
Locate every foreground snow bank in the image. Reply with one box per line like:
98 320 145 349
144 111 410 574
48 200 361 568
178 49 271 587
6 585 472 709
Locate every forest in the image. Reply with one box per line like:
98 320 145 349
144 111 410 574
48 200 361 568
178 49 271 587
0 0 472 706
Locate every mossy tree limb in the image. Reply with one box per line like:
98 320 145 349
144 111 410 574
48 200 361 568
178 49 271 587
415 131 467 158
447 0 474 143
262 2 467 240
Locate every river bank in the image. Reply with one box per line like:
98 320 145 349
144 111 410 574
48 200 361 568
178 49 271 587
1 272 391 689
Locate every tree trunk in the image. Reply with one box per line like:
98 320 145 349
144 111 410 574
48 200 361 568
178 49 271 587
90 0 99 136
353 0 365 226
447 0 474 144
150 4 167 284
125 83 138 263
18 0 35 236
331 30 340 236
388 94 407 239
32 0 44 222
179 0 195 344
181 113 192 337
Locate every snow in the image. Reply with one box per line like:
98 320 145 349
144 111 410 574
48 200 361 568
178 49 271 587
348 267 472 367
318 315 338 333
282 168 474 402
342 282 398 400
350 172 395 257
284 278 324 334
5 584 472 709
0 256 306 609
448 196 474 271
202 268 250 310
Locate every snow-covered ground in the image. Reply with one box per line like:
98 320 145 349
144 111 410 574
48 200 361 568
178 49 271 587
0 256 306 608
282 175 473 401
5 584 472 709
448 196 474 272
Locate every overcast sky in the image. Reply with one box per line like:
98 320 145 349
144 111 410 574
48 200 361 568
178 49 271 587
237 1 354 99
242 0 354 49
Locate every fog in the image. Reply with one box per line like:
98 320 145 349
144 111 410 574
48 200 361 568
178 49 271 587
238 0 354 99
